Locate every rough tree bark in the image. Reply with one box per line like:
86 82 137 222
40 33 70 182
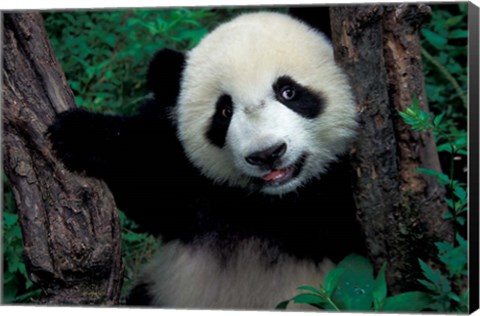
2 12 123 304
330 4 453 293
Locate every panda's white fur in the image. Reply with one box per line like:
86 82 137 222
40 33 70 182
141 237 334 310
177 12 357 195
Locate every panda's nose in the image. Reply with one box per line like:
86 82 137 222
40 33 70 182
245 142 287 167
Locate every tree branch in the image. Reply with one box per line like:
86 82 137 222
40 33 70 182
2 12 123 304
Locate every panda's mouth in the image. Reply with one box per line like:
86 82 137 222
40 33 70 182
258 154 307 187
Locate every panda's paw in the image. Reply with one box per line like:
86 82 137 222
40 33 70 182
47 109 100 173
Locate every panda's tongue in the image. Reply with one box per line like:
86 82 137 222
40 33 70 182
262 168 291 182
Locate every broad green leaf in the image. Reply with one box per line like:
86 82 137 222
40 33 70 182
332 254 374 311
382 291 433 311
372 262 388 310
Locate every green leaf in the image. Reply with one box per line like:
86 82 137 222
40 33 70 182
323 266 345 296
332 254 374 311
453 185 467 202
3 212 18 227
421 29 448 47
435 241 453 254
436 143 453 153
446 15 464 26
456 233 467 247
449 29 468 39
418 259 441 286
444 198 454 209
104 33 117 48
291 293 326 305
275 300 290 310
454 135 467 146
433 112 445 126
372 262 388 310
382 291 433 311
297 285 322 295
418 279 437 292
416 168 450 186
448 292 461 303
442 211 453 220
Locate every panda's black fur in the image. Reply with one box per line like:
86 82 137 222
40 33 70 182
48 9 365 310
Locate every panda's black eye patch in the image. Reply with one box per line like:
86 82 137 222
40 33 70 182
273 76 324 119
206 94 234 148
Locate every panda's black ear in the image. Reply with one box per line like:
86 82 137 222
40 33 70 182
147 48 185 106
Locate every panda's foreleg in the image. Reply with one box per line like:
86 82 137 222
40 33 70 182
47 108 129 178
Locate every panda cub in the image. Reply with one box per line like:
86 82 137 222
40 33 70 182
49 12 364 310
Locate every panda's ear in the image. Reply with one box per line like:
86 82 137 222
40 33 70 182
147 48 185 106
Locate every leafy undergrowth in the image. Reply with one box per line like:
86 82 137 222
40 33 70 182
277 254 432 312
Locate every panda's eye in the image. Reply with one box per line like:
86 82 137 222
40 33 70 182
281 86 296 101
221 107 233 119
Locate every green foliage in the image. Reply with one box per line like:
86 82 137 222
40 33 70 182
399 98 467 227
2 175 42 303
43 9 234 114
277 255 432 311
418 251 468 312
399 97 468 313
420 3 467 123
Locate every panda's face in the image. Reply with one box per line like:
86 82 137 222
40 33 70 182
176 12 357 195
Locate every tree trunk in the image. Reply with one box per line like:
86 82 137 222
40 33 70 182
2 12 123 305
330 4 453 293
330 4 452 293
